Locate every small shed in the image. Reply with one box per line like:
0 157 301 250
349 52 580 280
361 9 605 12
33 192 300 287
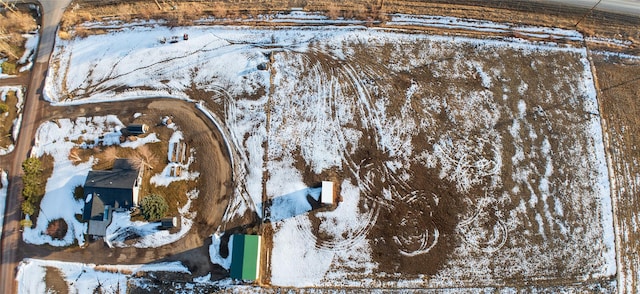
160 217 178 229
230 234 262 281
126 124 149 135
321 181 334 205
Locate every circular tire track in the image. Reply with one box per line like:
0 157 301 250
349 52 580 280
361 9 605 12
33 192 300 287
457 200 508 253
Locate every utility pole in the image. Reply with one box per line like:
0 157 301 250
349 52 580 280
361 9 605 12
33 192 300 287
575 0 603 27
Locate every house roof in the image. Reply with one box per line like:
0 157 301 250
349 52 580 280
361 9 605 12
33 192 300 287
85 159 139 189
230 234 261 281
83 159 141 225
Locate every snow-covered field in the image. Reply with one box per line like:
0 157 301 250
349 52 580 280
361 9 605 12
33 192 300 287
40 13 622 290
23 114 197 248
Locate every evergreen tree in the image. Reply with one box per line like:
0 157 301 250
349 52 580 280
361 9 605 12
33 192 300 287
140 194 168 221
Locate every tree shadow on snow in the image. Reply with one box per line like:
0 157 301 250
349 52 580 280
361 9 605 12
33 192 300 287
258 187 323 223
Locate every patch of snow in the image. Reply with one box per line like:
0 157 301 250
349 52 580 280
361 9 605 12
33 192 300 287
517 99 526 116
471 61 492 88
105 190 196 248
18 33 39 72
133 112 142 118
0 170 7 238
270 178 376 286
387 14 583 42
120 133 160 148
210 232 233 270
17 258 189 294
150 129 198 186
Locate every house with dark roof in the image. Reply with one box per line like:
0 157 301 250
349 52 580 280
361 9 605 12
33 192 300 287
83 159 142 237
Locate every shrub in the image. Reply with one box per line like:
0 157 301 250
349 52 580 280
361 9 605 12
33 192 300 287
21 157 44 215
212 4 227 18
58 31 71 40
0 102 8 114
20 219 33 228
46 219 68 240
21 201 35 216
73 185 85 200
1 62 17 75
22 157 42 175
140 194 168 221
326 4 340 20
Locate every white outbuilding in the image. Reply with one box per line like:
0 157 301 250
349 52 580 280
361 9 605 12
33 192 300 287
321 181 335 205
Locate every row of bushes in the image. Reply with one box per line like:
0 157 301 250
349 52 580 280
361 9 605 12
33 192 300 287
21 157 45 217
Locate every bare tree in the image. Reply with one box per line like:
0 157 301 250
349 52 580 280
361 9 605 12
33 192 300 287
69 147 82 163
128 145 158 170
102 146 119 163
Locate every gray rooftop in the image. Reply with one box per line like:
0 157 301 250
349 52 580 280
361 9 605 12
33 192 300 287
85 159 139 189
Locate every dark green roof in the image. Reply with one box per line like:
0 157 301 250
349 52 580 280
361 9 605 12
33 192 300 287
230 234 261 281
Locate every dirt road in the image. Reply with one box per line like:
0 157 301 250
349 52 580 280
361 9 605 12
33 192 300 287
1 1 71 293
542 0 640 16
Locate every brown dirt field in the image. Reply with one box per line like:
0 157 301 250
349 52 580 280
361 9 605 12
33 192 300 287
253 27 618 289
591 53 640 292
367 166 463 276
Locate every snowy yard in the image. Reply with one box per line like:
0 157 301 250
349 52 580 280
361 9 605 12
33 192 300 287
37 13 622 290
23 114 198 248
17 259 190 294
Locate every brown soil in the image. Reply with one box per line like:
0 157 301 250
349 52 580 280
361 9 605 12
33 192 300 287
44 266 69 294
591 54 640 292
368 166 463 276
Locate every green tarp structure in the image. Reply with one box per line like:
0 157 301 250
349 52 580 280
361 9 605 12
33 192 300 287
230 234 261 281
